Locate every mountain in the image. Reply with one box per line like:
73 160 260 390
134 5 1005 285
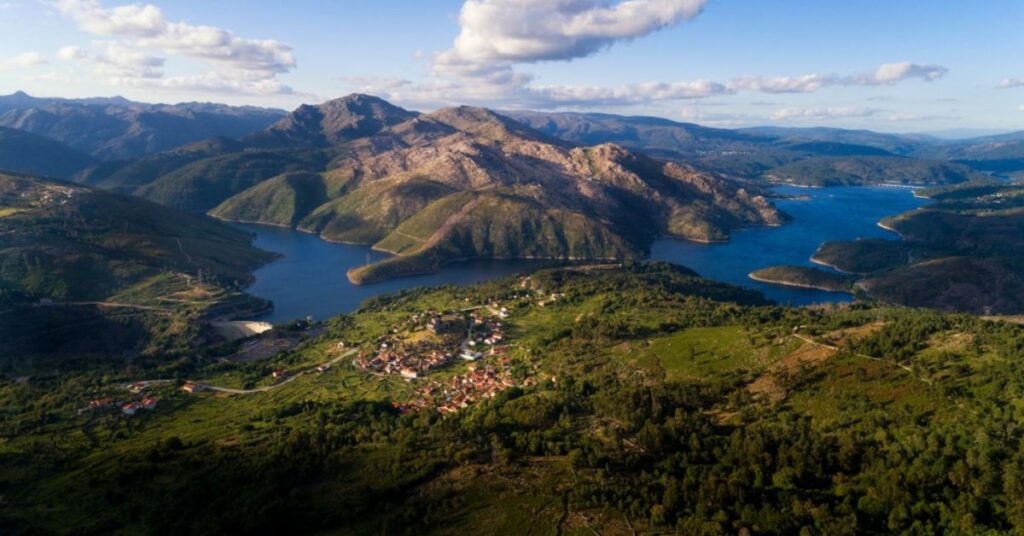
0 171 275 356
0 91 285 160
761 155 986 186
8 262 1024 534
246 93 419 148
73 137 246 194
0 126 96 178
505 111 964 179
207 101 784 283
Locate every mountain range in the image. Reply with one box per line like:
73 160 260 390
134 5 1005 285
67 95 784 283
0 91 1022 292
0 91 284 163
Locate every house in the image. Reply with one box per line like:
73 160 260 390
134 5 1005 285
272 369 288 379
499 307 509 319
128 382 146 393
88 397 114 410
400 367 419 380
121 402 139 416
140 397 159 410
460 349 482 361
182 382 202 393
317 364 331 373
428 313 465 334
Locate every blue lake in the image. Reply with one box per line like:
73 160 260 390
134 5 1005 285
650 185 928 306
238 225 552 324
239 185 928 323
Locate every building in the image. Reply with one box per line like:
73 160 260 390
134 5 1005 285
428 313 466 334
121 402 138 416
182 382 202 393
89 397 114 410
460 349 482 361
272 369 288 379
400 367 419 380
140 397 159 410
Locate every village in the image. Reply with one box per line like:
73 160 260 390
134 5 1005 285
354 305 510 379
76 276 566 418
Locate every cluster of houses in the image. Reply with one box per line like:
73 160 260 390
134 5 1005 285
396 358 525 414
81 392 159 417
355 308 513 381
355 342 455 380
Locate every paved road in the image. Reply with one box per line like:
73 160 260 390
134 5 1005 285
121 349 359 396
192 348 359 395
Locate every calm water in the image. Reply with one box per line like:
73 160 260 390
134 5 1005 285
649 185 928 306
239 185 928 323
238 225 550 324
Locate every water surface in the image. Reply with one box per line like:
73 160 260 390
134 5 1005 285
239 185 928 323
238 224 549 324
649 185 928 306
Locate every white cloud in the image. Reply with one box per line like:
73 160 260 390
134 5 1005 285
0 52 48 68
1018 105 1024 113
57 45 88 60
729 62 947 94
770 107 880 121
1000 78 1024 89
435 0 706 71
53 0 296 95
356 60 950 110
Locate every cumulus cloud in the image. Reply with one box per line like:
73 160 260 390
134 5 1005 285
53 0 296 95
434 0 706 72
1000 78 1024 89
0 52 48 68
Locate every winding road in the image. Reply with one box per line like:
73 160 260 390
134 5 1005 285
131 349 360 395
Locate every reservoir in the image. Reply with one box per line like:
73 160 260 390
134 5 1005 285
239 185 928 323
650 185 928 305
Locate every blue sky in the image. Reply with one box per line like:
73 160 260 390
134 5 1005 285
0 0 1022 133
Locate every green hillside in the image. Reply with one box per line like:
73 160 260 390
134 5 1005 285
0 171 275 357
6 263 1024 534
749 265 856 292
0 126 96 178
763 155 985 186
135 149 327 212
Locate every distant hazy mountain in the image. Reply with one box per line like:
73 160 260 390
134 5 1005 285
0 91 285 160
506 111 994 181
0 126 96 178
